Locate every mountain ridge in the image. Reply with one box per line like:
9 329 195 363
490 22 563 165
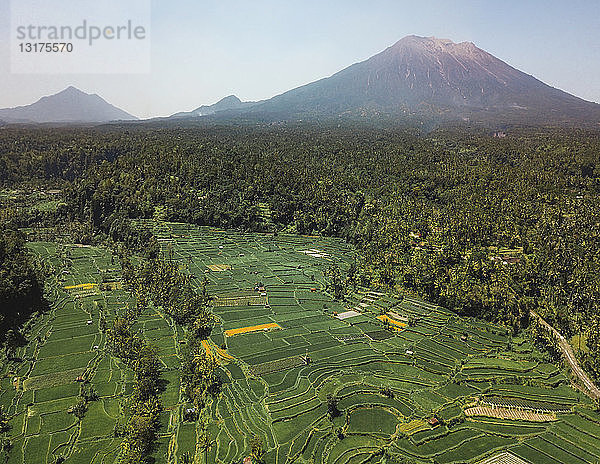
3 36 600 127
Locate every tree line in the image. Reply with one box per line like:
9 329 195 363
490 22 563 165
109 252 219 462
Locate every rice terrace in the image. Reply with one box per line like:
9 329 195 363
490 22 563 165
1 221 598 464
3 2 600 461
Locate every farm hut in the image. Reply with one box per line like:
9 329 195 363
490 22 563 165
460 334 468 342
405 350 414 356
183 407 198 422
428 417 439 426
86 320 93 325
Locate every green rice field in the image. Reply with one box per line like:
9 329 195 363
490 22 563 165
1 222 598 463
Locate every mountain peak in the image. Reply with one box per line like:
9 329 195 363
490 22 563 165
169 94 253 119
246 35 600 126
63 85 83 92
391 35 478 53
401 35 454 44
217 95 242 105
0 87 137 123
57 86 90 97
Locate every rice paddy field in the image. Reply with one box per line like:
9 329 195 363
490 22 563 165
1 222 599 463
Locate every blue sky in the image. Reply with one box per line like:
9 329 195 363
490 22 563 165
0 0 599 118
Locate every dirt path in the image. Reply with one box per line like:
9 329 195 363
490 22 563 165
531 311 600 400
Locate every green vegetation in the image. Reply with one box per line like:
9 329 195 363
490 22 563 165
0 123 600 462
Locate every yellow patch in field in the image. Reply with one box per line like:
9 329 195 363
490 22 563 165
201 339 212 356
64 283 98 290
376 314 407 330
225 322 281 337
201 340 235 361
207 264 232 272
398 419 428 435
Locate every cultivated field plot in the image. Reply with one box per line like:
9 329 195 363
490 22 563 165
147 223 598 464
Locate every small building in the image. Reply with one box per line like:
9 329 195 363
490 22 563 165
428 417 440 426
493 131 507 138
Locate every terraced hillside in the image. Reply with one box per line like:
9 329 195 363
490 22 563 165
0 224 599 463
152 223 600 464
0 242 182 463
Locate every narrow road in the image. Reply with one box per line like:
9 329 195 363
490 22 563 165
531 311 600 400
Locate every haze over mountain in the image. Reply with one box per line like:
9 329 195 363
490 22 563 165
231 35 600 126
0 86 137 124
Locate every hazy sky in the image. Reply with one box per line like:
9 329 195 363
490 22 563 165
0 0 599 118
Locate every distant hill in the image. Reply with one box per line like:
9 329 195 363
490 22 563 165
169 95 257 119
0 87 137 123
238 35 600 126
